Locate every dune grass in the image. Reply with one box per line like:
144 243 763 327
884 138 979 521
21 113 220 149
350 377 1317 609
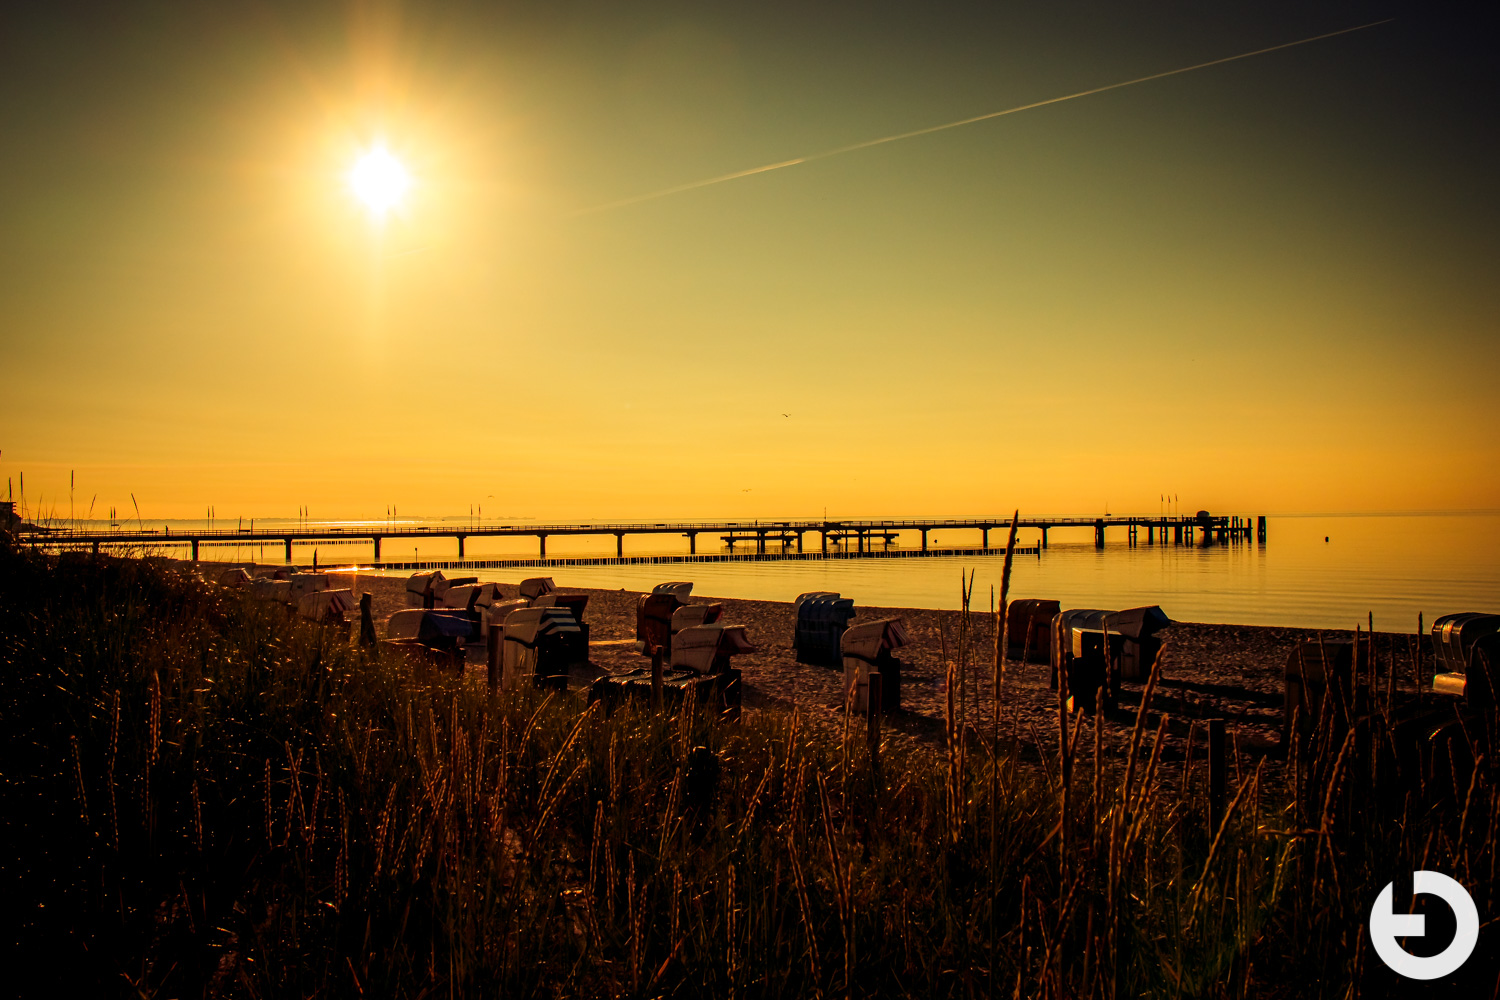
0 541 1493 998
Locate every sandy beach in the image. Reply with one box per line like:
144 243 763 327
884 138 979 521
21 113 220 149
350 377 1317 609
253 567 1427 771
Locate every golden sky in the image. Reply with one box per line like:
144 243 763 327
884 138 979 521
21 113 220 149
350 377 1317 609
2 2 1496 521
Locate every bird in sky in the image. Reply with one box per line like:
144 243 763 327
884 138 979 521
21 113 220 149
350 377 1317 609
782 413 790 417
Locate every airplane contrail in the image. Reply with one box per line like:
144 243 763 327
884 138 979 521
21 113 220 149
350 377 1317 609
575 19 1394 216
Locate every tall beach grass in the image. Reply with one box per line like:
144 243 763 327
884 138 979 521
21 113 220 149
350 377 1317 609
0 540 1492 997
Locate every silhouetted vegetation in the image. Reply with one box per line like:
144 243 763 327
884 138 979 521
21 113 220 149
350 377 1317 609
0 542 1492 997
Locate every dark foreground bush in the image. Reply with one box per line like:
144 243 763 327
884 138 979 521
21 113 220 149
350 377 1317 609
0 543 1492 997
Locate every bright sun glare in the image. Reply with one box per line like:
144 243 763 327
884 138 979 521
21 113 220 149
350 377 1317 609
348 146 411 216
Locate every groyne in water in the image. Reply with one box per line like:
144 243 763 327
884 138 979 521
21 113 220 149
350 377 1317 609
321 543 1045 573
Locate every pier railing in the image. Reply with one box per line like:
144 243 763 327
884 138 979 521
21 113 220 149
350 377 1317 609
18 513 1266 563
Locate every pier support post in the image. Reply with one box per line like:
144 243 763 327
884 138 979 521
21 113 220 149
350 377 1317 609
457 535 466 559
858 530 866 554
538 534 547 558
191 539 199 561
821 531 828 555
1173 524 1182 544
373 536 382 561
1257 515 1267 544
615 532 624 558
687 531 697 555
284 538 293 563
921 528 928 552
757 531 766 555
796 531 803 553
982 526 989 550
1094 519 1105 549
1147 524 1154 544
1041 527 1048 549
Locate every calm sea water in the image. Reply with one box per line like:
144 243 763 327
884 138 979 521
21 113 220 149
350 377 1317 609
61 513 1500 630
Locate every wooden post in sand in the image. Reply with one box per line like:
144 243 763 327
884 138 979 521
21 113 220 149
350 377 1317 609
1207 718 1226 832
487 624 502 691
359 593 377 648
651 646 664 709
1415 612 1424 705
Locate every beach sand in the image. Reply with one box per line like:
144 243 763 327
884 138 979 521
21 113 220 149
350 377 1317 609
274 568 1427 771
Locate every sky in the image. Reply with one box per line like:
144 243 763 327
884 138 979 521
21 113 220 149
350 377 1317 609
1 0 1496 522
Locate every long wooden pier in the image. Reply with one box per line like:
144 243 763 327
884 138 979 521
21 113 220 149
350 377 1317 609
20 514 1266 563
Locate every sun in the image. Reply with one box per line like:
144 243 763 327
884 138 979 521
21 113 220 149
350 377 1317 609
348 145 411 217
